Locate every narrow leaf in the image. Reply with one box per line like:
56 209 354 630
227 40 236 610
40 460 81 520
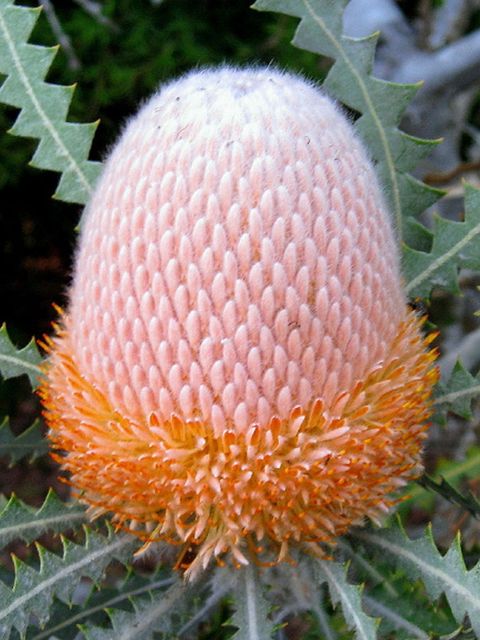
404 184 480 297
314 559 378 640
29 573 176 640
0 489 86 547
178 569 233 638
0 0 101 204
0 528 136 638
0 417 48 465
0 323 42 388
353 520 480 637
81 579 192 640
434 360 480 420
311 599 338 640
231 564 275 640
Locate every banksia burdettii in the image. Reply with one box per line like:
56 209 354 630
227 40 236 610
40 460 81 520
39 66 438 578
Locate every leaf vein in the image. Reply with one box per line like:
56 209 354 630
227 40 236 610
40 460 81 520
0 535 130 622
358 531 480 613
0 353 41 374
405 216 480 294
320 562 370 640
0 7 92 196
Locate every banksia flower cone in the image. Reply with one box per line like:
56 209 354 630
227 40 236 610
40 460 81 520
40 67 438 577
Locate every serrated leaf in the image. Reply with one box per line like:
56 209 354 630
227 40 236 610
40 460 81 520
230 564 275 640
0 417 48 465
0 0 101 204
348 552 458 638
27 572 176 640
397 172 444 223
404 184 480 297
252 0 441 238
0 323 42 388
370 579 457 638
434 360 480 420
0 489 86 547
314 560 378 640
0 528 136 638
353 519 480 637
81 580 192 640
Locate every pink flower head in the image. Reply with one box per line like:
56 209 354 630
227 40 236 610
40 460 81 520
40 66 438 577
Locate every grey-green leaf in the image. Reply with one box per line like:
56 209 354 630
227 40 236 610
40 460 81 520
81 580 192 640
25 572 176 640
359 562 457 638
404 183 480 298
231 564 275 640
353 520 480 637
0 489 86 548
434 360 480 420
0 528 136 638
363 593 429 640
314 559 378 640
0 417 48 465
0 323 42 388
0 0 101 204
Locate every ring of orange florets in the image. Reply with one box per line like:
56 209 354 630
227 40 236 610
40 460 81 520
39 310 437 577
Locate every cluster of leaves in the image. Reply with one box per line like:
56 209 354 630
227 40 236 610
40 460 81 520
1 0 480 638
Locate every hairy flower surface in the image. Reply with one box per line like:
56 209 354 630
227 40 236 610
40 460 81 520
40 66 438 577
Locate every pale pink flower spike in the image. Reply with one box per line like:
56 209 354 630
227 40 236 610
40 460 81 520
39 67 438 578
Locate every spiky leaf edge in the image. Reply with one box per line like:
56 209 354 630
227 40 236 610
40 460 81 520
0 417 48 465
0 526 137 638
404 184 480 297
0 489 86 547
80 579 197 640
30 571 177 640
230 564 276 640
314 558 378 640
434 359 480 421
339 540 458 638
352 518 480 637
0 323 42 388
0 0 101 204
